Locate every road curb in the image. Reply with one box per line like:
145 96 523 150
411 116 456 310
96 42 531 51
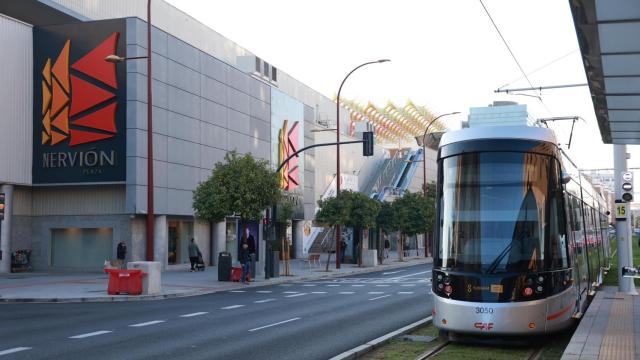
329 316 433 360
0 258 431 303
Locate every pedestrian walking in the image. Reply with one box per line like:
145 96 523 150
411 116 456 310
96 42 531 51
239 240 251 284
384 237 390 259
116 241 127 269
188 238 200 272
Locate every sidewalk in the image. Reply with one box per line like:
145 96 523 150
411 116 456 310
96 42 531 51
561 286 640 360
0 252 431 303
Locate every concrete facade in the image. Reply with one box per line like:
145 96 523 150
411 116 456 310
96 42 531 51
0 1 431 273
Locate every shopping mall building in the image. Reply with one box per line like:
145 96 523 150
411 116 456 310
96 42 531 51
0 0 438 273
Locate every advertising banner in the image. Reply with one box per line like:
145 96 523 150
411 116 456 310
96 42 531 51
33 19 127 184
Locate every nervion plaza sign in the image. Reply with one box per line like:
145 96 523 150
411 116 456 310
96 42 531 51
33 19 126 184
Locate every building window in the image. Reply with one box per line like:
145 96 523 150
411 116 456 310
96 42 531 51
255 57 261 73
263 61 270 77
271 66 277 82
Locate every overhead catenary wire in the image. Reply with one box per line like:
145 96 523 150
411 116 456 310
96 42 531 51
479 0 538 97
497 49 578 90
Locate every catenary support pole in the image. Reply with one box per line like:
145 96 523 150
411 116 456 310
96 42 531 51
614 144 637 294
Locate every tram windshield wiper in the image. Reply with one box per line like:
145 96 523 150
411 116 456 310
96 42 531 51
485 242 513 274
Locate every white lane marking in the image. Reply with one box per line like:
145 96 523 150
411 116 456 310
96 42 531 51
69 330 112 339
256 290 272 293
254 298 276 304
368 291 385 294
311 291 327 294
279 284 292 287
389 270 431 280
376 284 390 287
398 292 414 294
302 284 316 287
351 284 365 287
230 290 246 293
180 312 208 318
129 320 165 327
0 347 32 356
285 293 307 298
248 317 301 332
221 305 245 310
401 284 416 287
339 291 355 294
369 294 392 301
382 270 406 275
327 284 340 287
283 291 299 294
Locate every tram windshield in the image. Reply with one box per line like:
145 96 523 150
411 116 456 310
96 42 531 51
436 151 566 273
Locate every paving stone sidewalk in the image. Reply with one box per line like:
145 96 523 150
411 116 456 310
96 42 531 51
0 253 431 303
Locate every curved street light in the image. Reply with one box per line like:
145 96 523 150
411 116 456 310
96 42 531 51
335 59 390 269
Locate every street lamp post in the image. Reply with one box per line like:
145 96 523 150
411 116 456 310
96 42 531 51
335 59 389 269
104 0 154 261
417 111 459 258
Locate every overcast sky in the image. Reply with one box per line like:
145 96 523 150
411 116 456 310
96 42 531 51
165 0 640 173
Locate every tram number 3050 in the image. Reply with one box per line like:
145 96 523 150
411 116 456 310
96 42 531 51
475 307 495 314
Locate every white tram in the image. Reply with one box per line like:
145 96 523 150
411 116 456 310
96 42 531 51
432 126 610 335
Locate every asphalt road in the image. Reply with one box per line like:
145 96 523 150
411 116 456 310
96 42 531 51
0 264 432 360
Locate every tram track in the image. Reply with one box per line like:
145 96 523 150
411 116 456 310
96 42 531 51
526 346 544 360
414 340 450 360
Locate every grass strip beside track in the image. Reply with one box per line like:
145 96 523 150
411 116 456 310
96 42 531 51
603 235 640 287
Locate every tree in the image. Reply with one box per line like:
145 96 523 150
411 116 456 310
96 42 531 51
393 191 433 261
316 191 381 267
193 151 281 235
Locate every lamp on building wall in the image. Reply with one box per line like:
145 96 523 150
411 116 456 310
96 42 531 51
104 0 154 261
415 111 459 258
335 59 389 269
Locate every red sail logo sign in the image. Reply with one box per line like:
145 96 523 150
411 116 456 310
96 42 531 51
40 33 119 147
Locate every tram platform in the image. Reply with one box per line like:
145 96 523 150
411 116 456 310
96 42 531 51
561 286 639 360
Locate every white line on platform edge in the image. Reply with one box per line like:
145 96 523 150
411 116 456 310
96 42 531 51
69 330 112 339
248 317 301 332
221 305 245 310
368 294 391 301
129 320 165 327
0 347 32 356
180 312 208 317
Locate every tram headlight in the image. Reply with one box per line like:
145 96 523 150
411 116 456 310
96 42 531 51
537 276 544 283
523 287 533 297
437 274 443 281
438 283 444 290
536 285 543 293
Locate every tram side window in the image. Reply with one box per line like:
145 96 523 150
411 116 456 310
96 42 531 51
570 196 585 252
549 163 568 269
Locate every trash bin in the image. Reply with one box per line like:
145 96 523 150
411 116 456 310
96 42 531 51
218 252 232 281
104 269 145 295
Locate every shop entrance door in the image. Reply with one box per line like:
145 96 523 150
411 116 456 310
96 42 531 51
168 220 193 265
